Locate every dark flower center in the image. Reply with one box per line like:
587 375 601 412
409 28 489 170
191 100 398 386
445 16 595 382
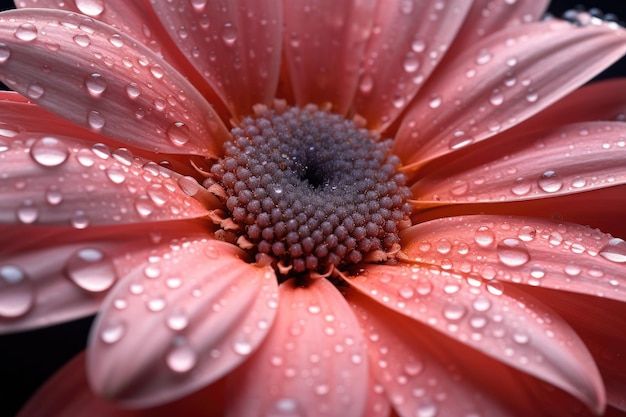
209 104 412 277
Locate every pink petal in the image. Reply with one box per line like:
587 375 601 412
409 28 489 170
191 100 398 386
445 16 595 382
17 352 225 417
445 0 548 58
394 20 626 169
282 0 376 114
527 289 626 412
87 239 278 408
412 121 626 204
351 0 471 131
346 263 606 413
401 215 626 303
348 287 531 417
0 134 215 226
514 78 626 131
226 277 369 417
151 0 283 118
0 220 208 333
0 9 230 157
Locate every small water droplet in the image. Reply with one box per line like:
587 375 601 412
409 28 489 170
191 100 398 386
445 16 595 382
221 23 238 45
512 332 530 344
45 185 63 206
599 238 626 263
443 303 466 321
16 200 39 224
398 285 414 299
472 297 491 312
73 34 91 47
537 170 562 193
146 295 166 312
150 64 165 79
100 319 126 344
105 166 126 184
14 23 38 42
87 110 106 131
166 308 189 331
416 278 432 295
108 33 124 48
134 195 154 218
70 210 90 229
166 122 190 146
26 82 45 100
125 82 141 99
428 95 442 109
85 73 107 97
475 49 492 65
65 248 117 292
30 136 69 167
0 265 34 318
233 339 253 355
166 343 197 373
0 43 11 64
517 226 536 242
474 226 495 247
416 401 438 417
75 0 105 16
190 0 208 12
497 238 530 267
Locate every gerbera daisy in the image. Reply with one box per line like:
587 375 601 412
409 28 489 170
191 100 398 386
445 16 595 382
1 0 626 416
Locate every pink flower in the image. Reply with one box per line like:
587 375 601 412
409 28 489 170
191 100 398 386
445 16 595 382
1 1 626 416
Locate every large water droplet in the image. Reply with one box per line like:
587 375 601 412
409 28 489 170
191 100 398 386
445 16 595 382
497 238 530 267
75 0 105 16
65 248 117 292
87 110 106 131
167 343 197 373
221 23 238 45
599 238 626 263
30 136 69 167
537 170 563 193
85 73 107 97
166 122 190 146
0 265 34 318
14 23 38 42
474 226 495 247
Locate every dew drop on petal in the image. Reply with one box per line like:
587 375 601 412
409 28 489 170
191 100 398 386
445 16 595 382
65 248 117 293
0 265 34 318
26 82 44 99
73 34 91 47
17 200 39 224
166 343 197 373
474 226 495 247
599 238 626 263
221 23 238 45
497 238 530 267
264 398 305 417
14 23 38 42
0 43 11 64
537 170 562 193
125 82 141 99
45 185 63 205
87 110 106 131
443 303 466 321
30 136 69 167
75 0 105 16
100 319 126 344
85 73 107 97
70 210 90 229
190 0 208 12
105 167 126 184
233 339 253 355
166 308 189 331
166 121 190 146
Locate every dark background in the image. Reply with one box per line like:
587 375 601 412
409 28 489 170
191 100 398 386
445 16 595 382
1 1 626 416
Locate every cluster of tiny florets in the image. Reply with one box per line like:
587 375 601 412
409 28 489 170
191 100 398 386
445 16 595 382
209 105 412 275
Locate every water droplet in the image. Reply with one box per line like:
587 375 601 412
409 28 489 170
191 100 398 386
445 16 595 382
100 319 126 344
125 82 141 99
166 343 197 373
416 278 433 295
75 0 105 16
16 200 39 224
497 238 530 267
264 398 305 417
0 265 34 318
0 43 11 64
30 136 69 167
517 226 536 242
146 295 166 312
428 95 442 109
105 167 126 184
70 210 90 229
233 339 253 355
512 332 530 344
486 280 504 295
45 185 63 206
537 170 562 193
599 238 626 263
150 64 164 79
474 226 495 247
134 195 154 218
221 23 238 45
166 122 190 146
65 248 116 293
87 110 106 131
472 297 491 312
475 49 492 65
166 308 189 330
14 23 38 42
111 148 133 166
403 54 420 73
190 0 208 12
108 33 124 48
85 73 107 97
449 133 474 150
443 303 466 321
416 401 438 417
26 82 44 100
398 285 414 299
73 34 91 47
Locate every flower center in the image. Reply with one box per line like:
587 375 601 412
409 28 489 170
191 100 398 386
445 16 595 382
209 104 412 277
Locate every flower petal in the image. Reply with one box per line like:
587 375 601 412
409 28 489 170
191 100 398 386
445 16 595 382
87 238 278 408
526 288 626 412
0 9 229 157
401 215 626 303
346 263 605 413
349 287 531 417
413 121 626 204
0 135 214 226
282 0 376 114
394 20 626 168
17 352 225 417
151 0 283 117
226 277 369 417
0 220 207 333
351 0 470 131
445 0 548 58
